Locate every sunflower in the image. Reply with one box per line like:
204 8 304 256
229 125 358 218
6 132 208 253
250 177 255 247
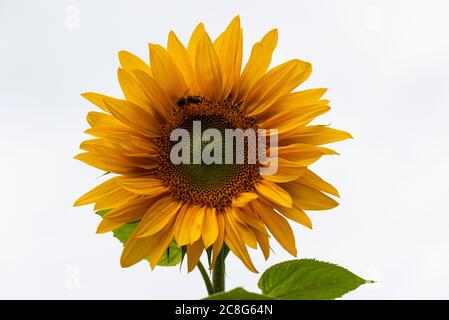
74 16 351 273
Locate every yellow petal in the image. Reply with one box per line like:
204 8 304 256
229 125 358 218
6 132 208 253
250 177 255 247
136 197 181 237
103 196 157 223
318 146 339 155
263 104 330 135
190 206 206 244
86 111 122 128
235 207 267 233
296 169 339 197
244 59 312 116
94 187 137 211
118 50 151 74
195 32 223 101
277 205 312 229
255 180 292 208
148 221 176 269
253 228 270 260
74 177 120 206
202 207 219 248
213 16 242 99
132 70 174 119
167 31 197 93
106 133 158 158
120 228 155 267
283 88 328 107
174 203 193 246
187 239 205 272
82 142 156 171
283 182 339 210
237 29 278 102
289 125 353 146
231 28 243 99
79 140 115 154
84 125 139 139
79 138 110 152
227 209 257 249
117 68 152 113
261 159 307 183
224 208 258 272
103 97 160 137
251 200 297 256
149 44 187 100
79 140 152 168
117 176 168 196
96 219 124 234
75 151 143 175
187 23 206 68
232 192 259 207
211 212 225 268
259 88 328 120
276 143 326 167
81 92 114 112
263 198 312 229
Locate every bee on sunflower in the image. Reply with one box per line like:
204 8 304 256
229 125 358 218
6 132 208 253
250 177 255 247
74 16 352 295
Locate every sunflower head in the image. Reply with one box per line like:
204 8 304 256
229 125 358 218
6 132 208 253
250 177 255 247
74 16 352 273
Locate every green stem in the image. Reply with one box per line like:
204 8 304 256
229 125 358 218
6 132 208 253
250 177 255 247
212 246 227 293
197 261 214 295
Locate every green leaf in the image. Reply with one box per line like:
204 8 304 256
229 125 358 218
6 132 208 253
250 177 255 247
157 241 183 266
96 209 110 217
258 259 372 300
112 222 138 244
95 210 182 267
204 288 274 300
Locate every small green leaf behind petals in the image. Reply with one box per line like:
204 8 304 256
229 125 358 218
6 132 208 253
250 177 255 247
158 241 183 266
96 209 110 217
258 259 372 300
95 210 182 267
204 287 274 300
113 222 139 245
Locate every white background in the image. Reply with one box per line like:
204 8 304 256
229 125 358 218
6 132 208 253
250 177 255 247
1 0 448 299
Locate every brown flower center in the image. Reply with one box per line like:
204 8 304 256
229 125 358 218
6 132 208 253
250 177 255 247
156 97 261 209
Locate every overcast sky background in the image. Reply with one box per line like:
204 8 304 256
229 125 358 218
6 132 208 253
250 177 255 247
1 0 448 299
